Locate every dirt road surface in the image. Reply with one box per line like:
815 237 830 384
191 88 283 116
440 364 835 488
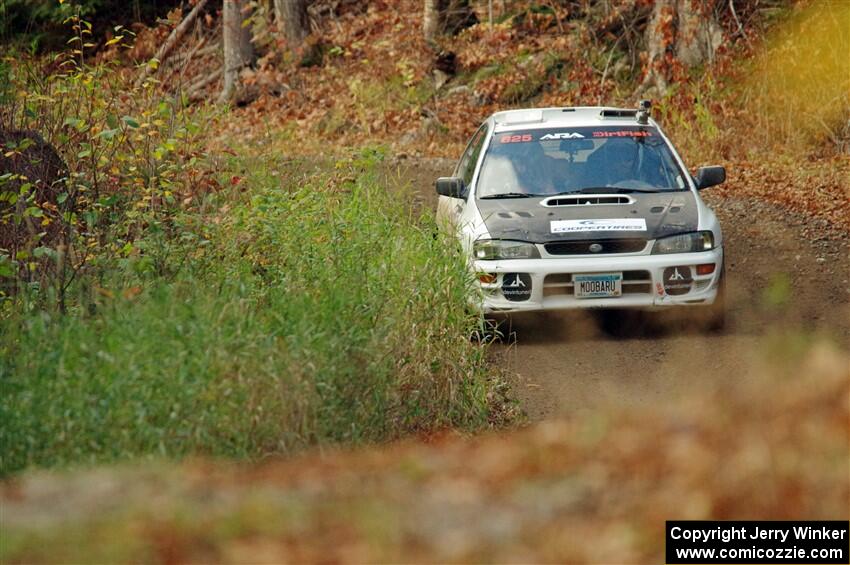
399 158 850 421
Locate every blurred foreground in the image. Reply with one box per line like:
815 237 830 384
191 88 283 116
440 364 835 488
2 338 847 563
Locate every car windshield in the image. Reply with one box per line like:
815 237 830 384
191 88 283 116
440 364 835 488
476 126 688 198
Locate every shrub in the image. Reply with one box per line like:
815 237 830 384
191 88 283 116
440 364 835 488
0 150 513 476
0 17 216 311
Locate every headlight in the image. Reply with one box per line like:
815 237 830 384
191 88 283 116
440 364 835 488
473 239 540 260
652 231 715 254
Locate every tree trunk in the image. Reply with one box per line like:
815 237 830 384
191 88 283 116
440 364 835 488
638 0 723 96
424 0 440 41
675 0 723 67
135 0 209 87
639 0 673 96
275 0 309 46
424 0 477 40
219 0 254 103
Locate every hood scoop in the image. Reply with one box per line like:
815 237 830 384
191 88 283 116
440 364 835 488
541 194 634 207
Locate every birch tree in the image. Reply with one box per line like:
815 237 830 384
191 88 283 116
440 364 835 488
423 0 440 41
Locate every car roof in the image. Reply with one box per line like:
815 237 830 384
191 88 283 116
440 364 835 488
490 107 657 132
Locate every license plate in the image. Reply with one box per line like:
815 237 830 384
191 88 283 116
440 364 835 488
574 273 623 298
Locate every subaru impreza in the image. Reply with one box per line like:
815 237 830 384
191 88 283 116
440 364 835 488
435 103 726 328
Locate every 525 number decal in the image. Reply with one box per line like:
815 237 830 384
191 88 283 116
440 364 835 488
500 134 532 143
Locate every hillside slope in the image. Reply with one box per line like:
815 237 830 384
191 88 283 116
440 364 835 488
202 0 849 228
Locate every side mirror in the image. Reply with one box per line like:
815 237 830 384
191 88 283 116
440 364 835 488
694 166 726 190
435 177 466 199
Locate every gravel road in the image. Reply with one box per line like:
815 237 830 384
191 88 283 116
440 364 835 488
399 158 850 421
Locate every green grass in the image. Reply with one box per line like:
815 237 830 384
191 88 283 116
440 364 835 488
0 149 513 476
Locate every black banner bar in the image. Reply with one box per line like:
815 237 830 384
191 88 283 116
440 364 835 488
666 521 849 564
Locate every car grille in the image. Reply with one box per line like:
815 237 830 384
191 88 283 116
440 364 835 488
543 270 653 297
544 239 647 255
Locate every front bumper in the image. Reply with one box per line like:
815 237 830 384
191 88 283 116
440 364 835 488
472 247 724 313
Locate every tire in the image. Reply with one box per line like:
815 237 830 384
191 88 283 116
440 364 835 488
598 308 646 338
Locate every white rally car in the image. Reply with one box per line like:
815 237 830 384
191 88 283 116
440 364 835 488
436 103 726 328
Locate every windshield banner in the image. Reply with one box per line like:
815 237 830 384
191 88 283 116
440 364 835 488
498 126 656 144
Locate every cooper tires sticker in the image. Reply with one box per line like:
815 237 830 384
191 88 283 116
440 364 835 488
550 218 648 233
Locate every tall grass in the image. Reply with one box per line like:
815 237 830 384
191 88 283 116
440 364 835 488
654 1 850 163
0 150 512 476
743 1 850 154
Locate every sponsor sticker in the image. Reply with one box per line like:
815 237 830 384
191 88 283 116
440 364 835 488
663 266 693 295
501 273 532 302
550 218 647 233
499 134 533 143
539 132 585 140
593 130 654 138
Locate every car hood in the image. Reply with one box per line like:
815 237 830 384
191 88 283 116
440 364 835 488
475 191 698 243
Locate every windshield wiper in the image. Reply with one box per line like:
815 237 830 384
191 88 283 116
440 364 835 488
576 186 662 194
479 192 535 199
